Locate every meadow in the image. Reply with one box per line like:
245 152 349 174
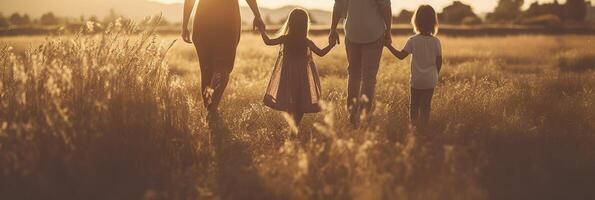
1 25 595 200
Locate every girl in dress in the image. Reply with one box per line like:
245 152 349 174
258 8 335 125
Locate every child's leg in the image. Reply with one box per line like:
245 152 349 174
284 111 303 137
410 88 422 126
419 88 435 126
293 112 304 125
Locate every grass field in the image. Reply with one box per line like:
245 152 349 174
1 26 595 200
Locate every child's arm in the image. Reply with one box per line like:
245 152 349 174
259 28 285 46
436 56 443 73
385 44 409 60
308 39 335 57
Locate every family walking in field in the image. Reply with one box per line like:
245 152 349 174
181 0 442 130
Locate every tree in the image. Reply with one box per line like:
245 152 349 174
393 10 413 24
441 1 481 24
565 0 589 21
0 13 9 28
523 1 564 20
488 0 524 22
9 13 30 26
40 12 60 26
22 14 31 25
9 13 21 25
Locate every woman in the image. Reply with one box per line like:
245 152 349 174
181 0 265 115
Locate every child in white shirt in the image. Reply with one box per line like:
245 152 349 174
386 5 443 127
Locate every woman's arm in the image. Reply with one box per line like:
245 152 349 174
386 44 409 60
181 0 196 43
246 0 265 30
308 40 335 57
436 56 443 73
259 30 284 46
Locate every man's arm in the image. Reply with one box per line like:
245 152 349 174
379 0 392 45
329 0 344 45
436 56 443 73
181 0 196 43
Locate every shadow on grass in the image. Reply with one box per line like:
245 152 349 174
207 114 274 199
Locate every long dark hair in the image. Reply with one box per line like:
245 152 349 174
412 5 439 35
277 8 310 56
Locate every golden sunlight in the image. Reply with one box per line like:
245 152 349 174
2 0 595 199
148 0 593 13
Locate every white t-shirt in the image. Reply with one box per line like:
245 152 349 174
403 35 442 89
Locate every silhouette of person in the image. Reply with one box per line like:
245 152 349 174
330 0 393 127
182 0 265 115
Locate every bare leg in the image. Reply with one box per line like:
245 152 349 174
293 112 304 125
195 43 215 109
207 47 237 112
293 112 306 142
195 32 238 113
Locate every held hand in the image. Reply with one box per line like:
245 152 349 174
383 39 394 48
253 17 265 31
384 30 392 46
181 28 192 44
329 36 337 47
329 30 340 45
256 24 265 33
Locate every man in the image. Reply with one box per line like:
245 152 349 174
330 0 393 126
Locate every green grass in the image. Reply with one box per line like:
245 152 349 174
1 26 595 200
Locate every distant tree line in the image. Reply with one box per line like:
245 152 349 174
487 0 592 26
1 1 591 29
0 12 69 28
393 0 592 26
0 9 170 29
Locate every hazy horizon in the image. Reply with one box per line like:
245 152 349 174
1 0 594 22
151 0 595 13
2 1 595 16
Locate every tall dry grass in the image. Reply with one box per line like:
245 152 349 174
1 23 595 200
1 21 204 199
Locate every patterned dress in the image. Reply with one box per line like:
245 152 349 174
264 44 322 113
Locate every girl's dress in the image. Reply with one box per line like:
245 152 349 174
264 43 322 113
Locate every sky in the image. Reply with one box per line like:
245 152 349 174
150 0 594 13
